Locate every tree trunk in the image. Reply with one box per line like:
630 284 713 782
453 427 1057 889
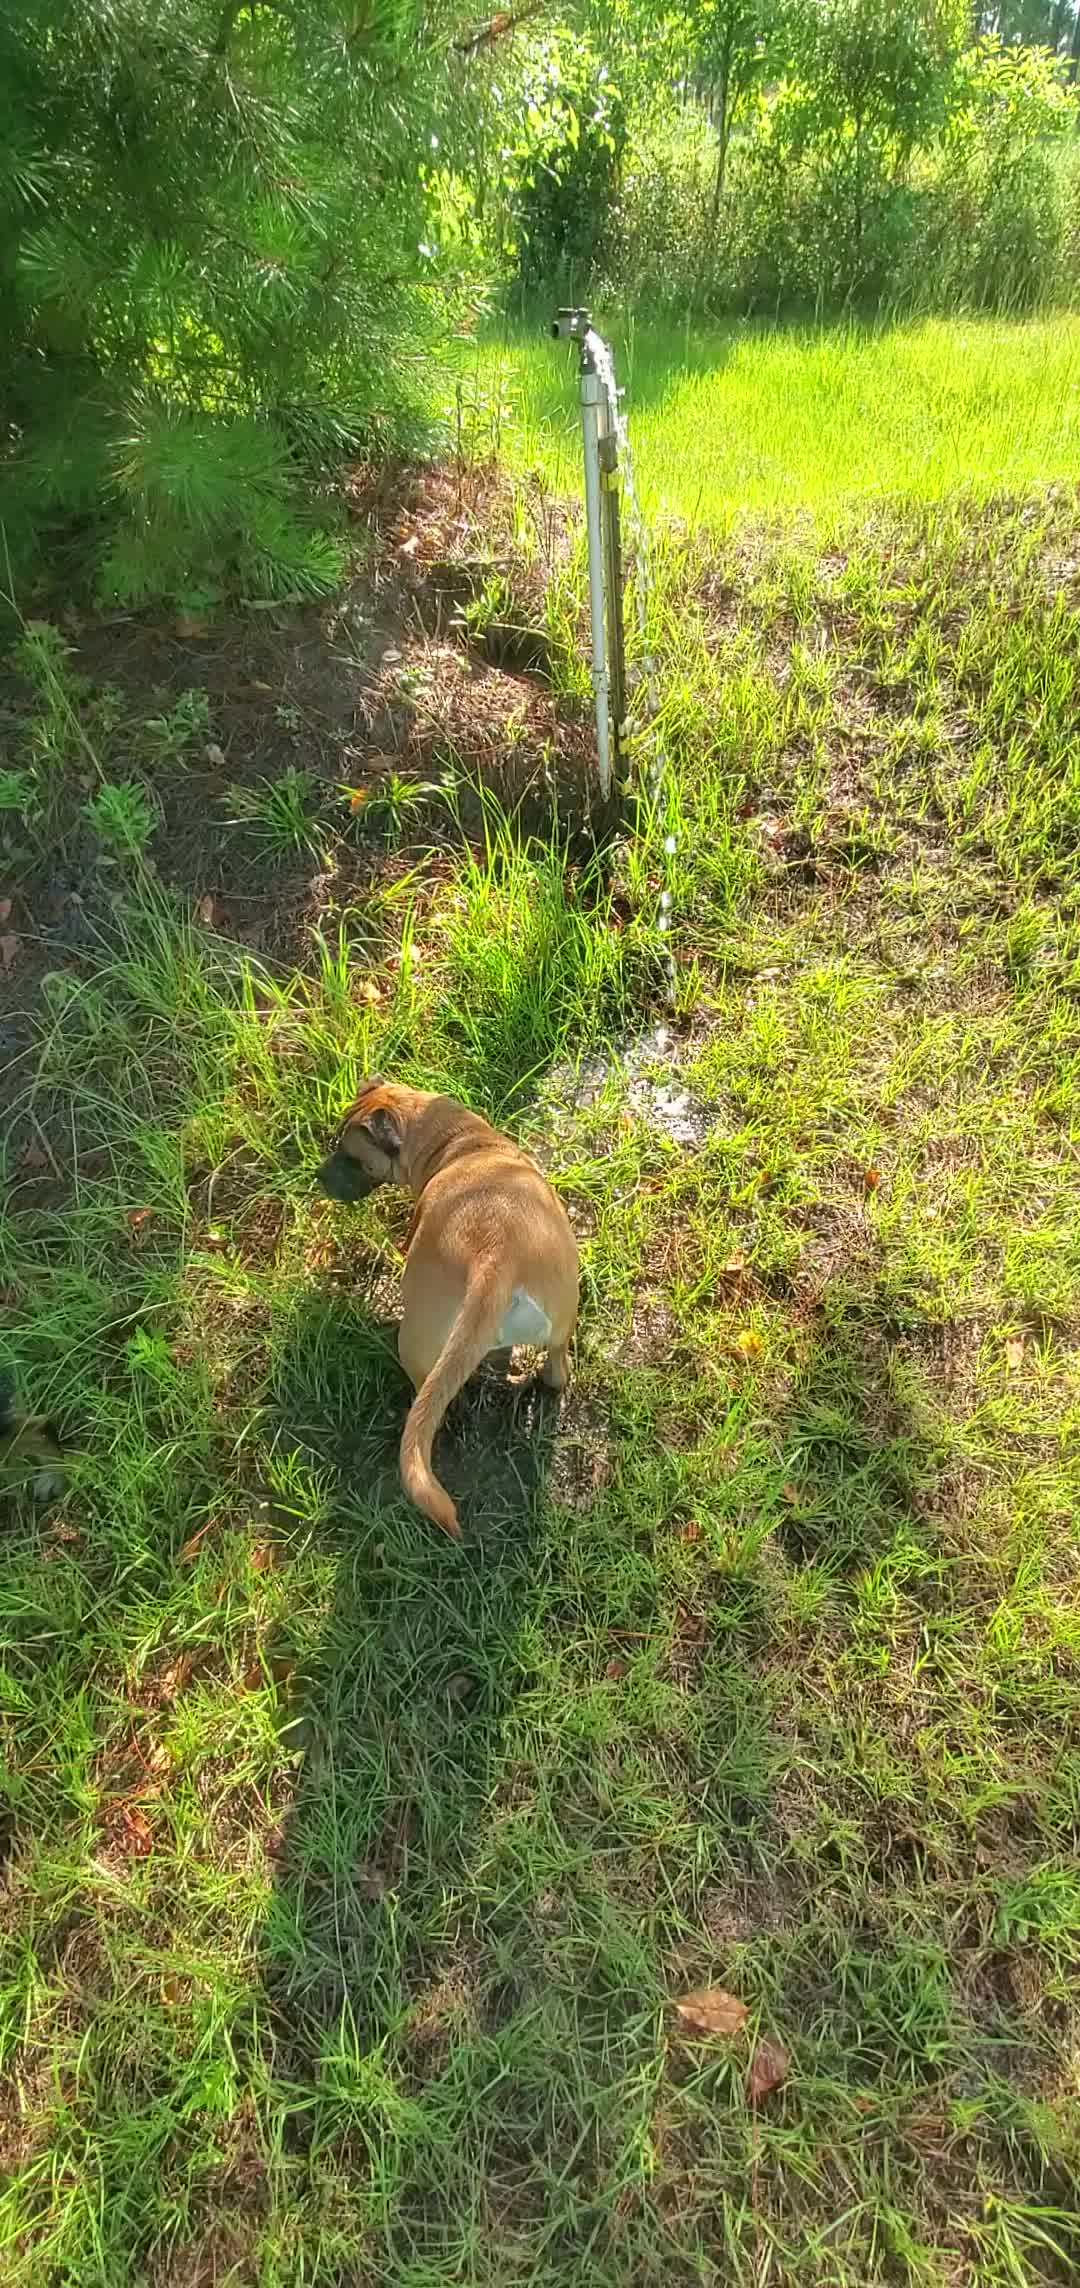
854 109 863 250
709 26 734 230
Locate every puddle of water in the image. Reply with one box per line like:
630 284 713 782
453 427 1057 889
530 1023 715 1152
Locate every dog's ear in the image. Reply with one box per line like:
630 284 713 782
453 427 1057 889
358 1104 400 1160
339 1073 385 1127
340 1091 401 1164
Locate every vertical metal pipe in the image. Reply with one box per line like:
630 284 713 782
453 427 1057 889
598 423 627 800
580 368 612 804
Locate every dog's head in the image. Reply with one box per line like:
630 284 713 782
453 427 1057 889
0 1389 68 1500
316 1076 409 1204
0 1406 65 1467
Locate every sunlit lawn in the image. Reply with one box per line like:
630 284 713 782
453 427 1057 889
466 310 1080 522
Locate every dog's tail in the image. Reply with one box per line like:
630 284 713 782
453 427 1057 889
399 1268 512 1538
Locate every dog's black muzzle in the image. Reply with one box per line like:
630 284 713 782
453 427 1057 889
315 1151 379 1204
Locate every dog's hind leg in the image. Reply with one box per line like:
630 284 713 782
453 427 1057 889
542 1341 570 1392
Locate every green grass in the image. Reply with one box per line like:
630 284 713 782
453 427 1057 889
2 332 1080 2284
465 312 1080 523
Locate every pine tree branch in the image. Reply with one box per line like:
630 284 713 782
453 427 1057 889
453 3 544 57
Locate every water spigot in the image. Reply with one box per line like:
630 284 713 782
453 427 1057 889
551 308 594 370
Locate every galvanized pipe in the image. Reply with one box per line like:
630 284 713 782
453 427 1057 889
579 367 612 803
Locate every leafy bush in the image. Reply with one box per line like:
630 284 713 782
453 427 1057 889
508 28 627 294
84 779 158 859
904 36 1080 312
601 99 718 312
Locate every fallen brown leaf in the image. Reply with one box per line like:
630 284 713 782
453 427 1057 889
720 1252 748 1278
243 1654 296 1693
0 932 19 973
157 1654 194 1704
747 2034 790 2102
674 1985 749 2037
110 1802 154 1857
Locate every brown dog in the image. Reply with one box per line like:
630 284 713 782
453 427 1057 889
316 1079 579 1538
0 1393 67 1501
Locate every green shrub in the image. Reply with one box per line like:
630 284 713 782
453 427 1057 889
84 779 158 859
515 30 626 293
0 0 456 606
902 36 1080 312
600 100 718 312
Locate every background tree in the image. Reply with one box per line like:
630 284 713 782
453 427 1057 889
680 0 789 213
974 2 1080 69
787 0 970 248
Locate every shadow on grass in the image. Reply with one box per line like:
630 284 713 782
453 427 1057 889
255 1282 562 2147
772 1278 945 1578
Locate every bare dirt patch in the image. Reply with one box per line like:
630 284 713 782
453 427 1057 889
0 463 595 1099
